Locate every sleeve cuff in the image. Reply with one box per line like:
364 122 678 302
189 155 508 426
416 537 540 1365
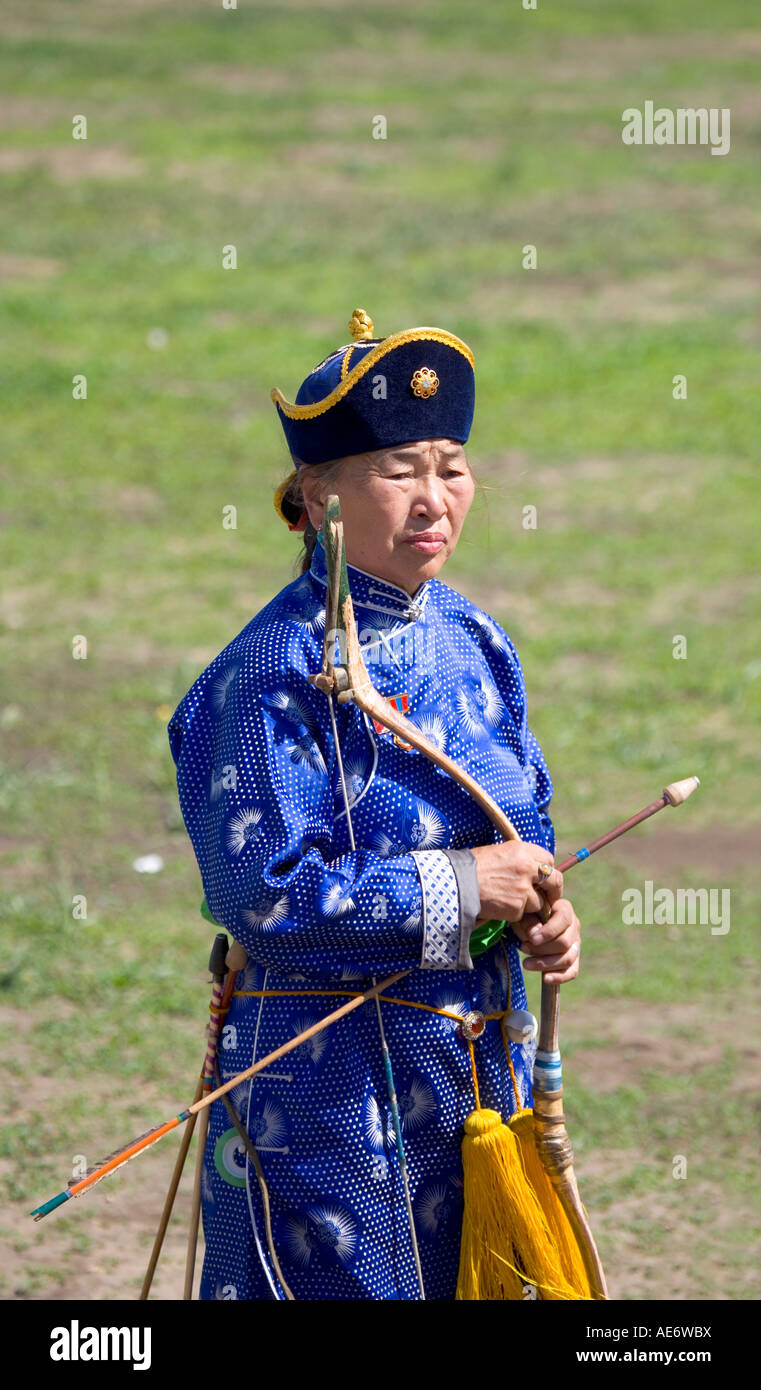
442 847 481 970
412 848 481 971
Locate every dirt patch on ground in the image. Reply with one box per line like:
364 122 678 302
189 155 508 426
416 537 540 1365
2 1009 203 1299
566 994 761 1094
0 147 144 181
0 253 62 279
0 581 57 631
3 0 185 31
515 29 761 83
475 585 543 635
646 575 760 625
185 64 303 96
588 1180 751 1300
521 179 724 226
470 265 760 327
562 988 760 1300
284 28 761 89
479 453 631 489
94 482 164 522
2 1172 196 1300
165 156 349 204
0 98 72 129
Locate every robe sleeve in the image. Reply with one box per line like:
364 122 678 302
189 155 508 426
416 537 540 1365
525 726 556 857
489 618 556 858
168 631 468 977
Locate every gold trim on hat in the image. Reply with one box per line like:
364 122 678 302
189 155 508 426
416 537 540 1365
340 345 356 380
271 326 474 421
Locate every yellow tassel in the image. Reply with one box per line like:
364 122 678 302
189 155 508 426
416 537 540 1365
455 1108 589 1301
509 1108 592 1297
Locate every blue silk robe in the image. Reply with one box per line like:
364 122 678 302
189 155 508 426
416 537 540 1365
168 534 555 1301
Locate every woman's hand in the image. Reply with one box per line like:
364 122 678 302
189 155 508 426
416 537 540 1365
470 841 581 984
510 899 581 984
471 840 564 922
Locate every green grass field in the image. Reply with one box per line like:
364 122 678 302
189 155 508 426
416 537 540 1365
1 0 759 1300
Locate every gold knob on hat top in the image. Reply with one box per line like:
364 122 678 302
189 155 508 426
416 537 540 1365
348 307 374 340
411 366 439 398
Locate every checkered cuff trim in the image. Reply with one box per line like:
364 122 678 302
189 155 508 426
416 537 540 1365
413 850 461 969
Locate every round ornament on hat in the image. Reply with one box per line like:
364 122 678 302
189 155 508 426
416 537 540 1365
410 366 439 398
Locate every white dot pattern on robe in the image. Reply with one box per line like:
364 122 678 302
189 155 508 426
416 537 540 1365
169 534 556 1301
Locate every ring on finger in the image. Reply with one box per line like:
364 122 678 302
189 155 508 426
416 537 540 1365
535 862 554 884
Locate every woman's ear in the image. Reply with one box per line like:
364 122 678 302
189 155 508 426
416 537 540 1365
299 469 325 530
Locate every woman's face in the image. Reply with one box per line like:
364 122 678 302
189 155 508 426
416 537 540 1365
301 438 475 595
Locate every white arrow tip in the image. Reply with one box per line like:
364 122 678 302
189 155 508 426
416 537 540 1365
663 776 701 805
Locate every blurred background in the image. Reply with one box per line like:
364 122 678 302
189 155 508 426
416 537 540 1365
1 0 759 1300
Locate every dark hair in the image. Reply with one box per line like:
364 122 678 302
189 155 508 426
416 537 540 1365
282 456 349 575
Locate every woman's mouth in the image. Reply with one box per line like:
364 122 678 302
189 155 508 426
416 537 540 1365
405 532 446 554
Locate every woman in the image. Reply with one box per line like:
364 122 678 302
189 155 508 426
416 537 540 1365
168 308 581 1301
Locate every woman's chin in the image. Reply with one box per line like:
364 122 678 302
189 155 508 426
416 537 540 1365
402 543 450 583
347 543 451 593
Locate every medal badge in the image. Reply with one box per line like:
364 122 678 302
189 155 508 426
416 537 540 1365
372 693 414 750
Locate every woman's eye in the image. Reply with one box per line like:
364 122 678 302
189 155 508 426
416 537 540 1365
386 468 466 480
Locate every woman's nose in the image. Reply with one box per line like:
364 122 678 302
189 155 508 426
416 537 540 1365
411 479 447 518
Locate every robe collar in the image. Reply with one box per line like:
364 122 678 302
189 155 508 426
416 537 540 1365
309 532 431 625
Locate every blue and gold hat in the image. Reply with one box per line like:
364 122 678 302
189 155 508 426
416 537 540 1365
271 308 475 469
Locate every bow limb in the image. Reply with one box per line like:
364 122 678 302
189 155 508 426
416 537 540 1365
311 496 608 1299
